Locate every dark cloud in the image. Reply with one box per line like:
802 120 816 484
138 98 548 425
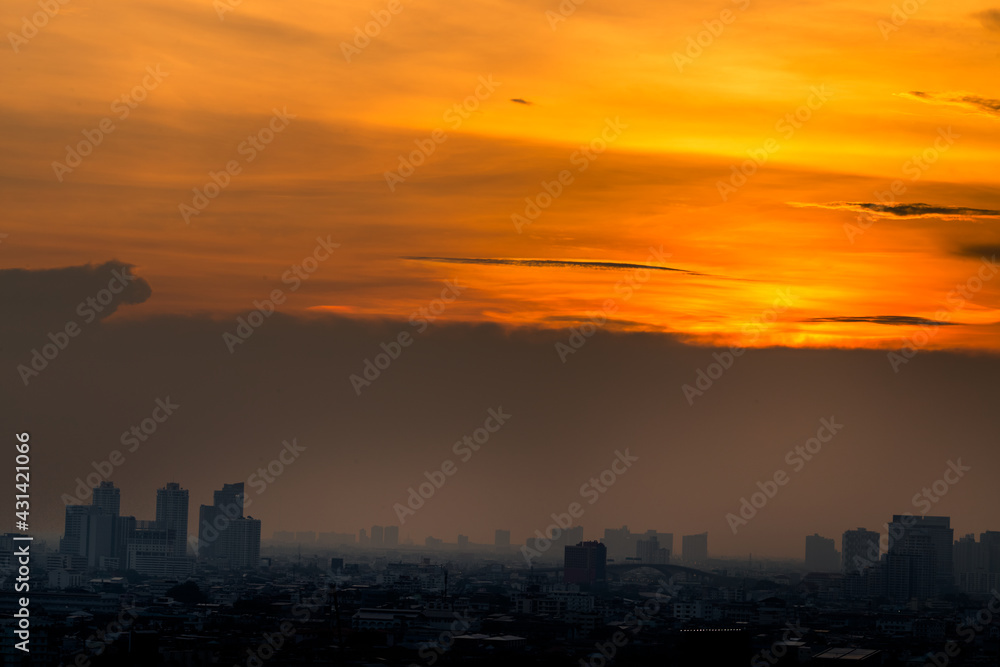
788 201 1000 220
975 9 1000 30
510 98 532 105
954 245 1000 260
803 316 960 326
902 91 1000 118
0 261 152 331
403 256 704 275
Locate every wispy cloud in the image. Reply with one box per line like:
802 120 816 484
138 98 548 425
788 202 1000 220
900 91 1000 119
803 315 960 326
403 256 704 275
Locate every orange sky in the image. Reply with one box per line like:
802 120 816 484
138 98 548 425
3 0 999 351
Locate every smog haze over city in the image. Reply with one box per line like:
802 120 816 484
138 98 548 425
2 0 999 664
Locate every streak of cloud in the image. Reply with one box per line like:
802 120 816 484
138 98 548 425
788 202 1000 220
403 256 705 275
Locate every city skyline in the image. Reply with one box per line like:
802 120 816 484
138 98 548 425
54 478 1000 567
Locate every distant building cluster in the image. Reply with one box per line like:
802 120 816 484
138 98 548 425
55 481 261 581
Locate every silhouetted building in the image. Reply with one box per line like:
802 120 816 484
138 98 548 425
955 531 1000 594
155 482 189 557
642 530 673 555
127 520 191 577
683 532 708 564
371 525 384 547
384 525 399 546
92 481 120 517
198 482 260 569
636 536 670 564
213 482 245 514
805 533 839 572
887 515 953 599
458 534 469 548
564 541 606 584
60 505 90 556
85 506 115 569
842 527 880 573
603 526 633 561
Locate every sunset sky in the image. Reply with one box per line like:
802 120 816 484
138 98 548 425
3 0 999 557
4 0 999 348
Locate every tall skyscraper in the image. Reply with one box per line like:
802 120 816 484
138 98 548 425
198 482 260 569
565 541 607 585
156 482 189 557
60 505 90 557
842 528 880 573
213 483 245 517
371 525 384 547
805 533 839 572
887 515 953 597
384 525 399 546
682 532 709 564
85 506 116 568
92 481 121 516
